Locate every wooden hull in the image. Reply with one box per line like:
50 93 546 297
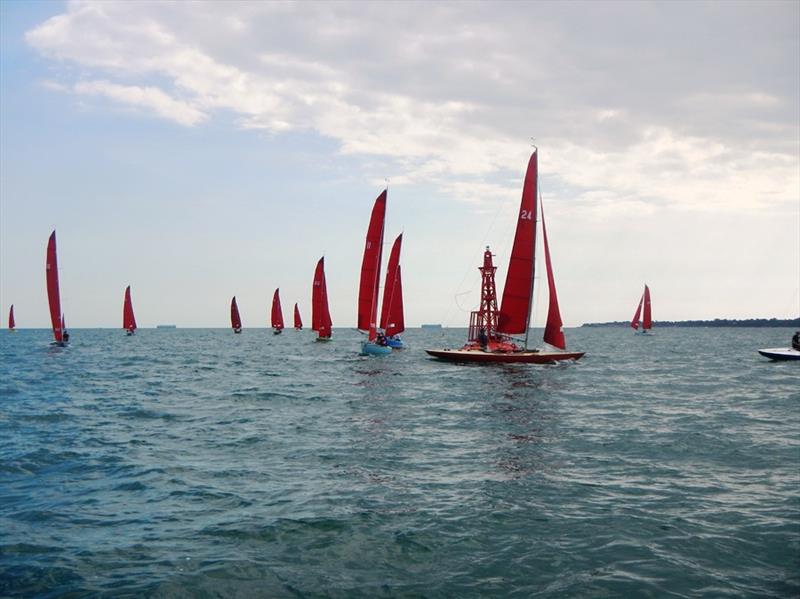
758 348 800 361
425 348 584 364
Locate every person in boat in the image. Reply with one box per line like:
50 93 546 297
792 331 800 351
62 331 70 343
478 327 488 351
376 332 388 346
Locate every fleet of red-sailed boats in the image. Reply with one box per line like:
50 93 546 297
12 147 726 363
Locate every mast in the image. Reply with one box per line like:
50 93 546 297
523 147 542 350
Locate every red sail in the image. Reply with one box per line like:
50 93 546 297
231 296 242 330
312 257 332 338
357 190 387 339
46 231 63 343
498 151 538 335
123 285 137 331
541 203 566 350
294 303 303 329
271 288 284 330
642 285 652 330
631 293 644 330
380 233 405 337
8 305 14 330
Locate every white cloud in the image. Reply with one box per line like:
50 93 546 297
72 80 207 126
24 0 800 218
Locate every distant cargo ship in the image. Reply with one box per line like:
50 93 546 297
421 324 442 330
156 324 177 329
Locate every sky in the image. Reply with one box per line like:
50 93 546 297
1 0 798 329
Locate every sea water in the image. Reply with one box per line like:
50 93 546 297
1 327 798 597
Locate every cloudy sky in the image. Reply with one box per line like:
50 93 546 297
1 0 798 329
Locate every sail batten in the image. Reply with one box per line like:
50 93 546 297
46 231 63 343
498 151 538 335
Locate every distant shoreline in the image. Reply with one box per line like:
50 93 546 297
582 318 800 328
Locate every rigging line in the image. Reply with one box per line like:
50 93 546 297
439 187 517 326
452 290 473 314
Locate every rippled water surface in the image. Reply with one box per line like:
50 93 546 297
1 327 798 597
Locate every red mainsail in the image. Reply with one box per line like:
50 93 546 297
498 151 538 335
541 202 566 350
46 231 63 343
631 293 644 330
312 257 332 338
294 303 303 329
642 285 652 330
271 288 284 330
8 305 14 330
231 296 242 330
123 285 137 331
380 233 404 337
357 190 387 340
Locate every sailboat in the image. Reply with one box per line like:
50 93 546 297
8 305 15 332
380 233 405 348
123 285 137 335
312 257 332 341
426 148 584 364
358 190 392 356
631 285 653 334
294 303 303 330
46 231 68 346
231 296 242 333
271 288 284 334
